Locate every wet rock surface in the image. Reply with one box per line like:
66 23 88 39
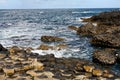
91 32 120 48
68 25 78 31
0 44 7 52
0 44 119 79
93 48 117 64
41 35 64 42
83 11 120 26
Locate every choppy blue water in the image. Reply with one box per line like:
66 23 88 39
0 8 119 59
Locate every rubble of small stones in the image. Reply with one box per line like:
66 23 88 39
0 44 119 79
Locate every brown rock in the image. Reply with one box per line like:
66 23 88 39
91 33 120 48
103 73 114 78
93 48 116 64
41 36 64 42
0 53 6 59
22 63 33 71
77 23 97 36
37 44 54 50
26 70 39 77
31 59 44 70
92 69 103 77
68 25 78 31
83 65 95 72
26 47 34 53
3 67 15 76
56 44 67 50
9 46 21 55
87 11 120 26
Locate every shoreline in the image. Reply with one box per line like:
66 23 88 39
1 10 120 79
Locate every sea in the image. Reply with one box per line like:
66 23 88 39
0 8 120 75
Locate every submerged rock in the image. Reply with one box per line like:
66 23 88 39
93 48 116 64
41 36 64 42
37 44 54 50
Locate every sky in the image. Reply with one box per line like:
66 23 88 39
0 0 120 9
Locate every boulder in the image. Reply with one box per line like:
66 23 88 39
31 59 44 70
83 65 95 73
0 53 7 59
41 36 64 42
37 44 54 50
103 73 114 78
3 67 15 76
0 44 7 51
56 44 67 50
91 33 120 48
86 11 120 26
116 53 120 63
93 49 116 64
92 69 103 77
77 23 97 36
9 46 21 55
68 26 78 31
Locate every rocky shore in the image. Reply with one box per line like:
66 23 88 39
1 11 120 80
0 44 120 80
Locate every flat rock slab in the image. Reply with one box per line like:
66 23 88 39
93 49 116 64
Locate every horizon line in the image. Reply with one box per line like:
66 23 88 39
0 7 119 10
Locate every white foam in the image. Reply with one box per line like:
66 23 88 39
76 16 91 22
31 49 67 58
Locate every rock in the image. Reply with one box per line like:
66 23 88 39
41 36 64 42
0 53 6 59
26 70 39 77
93 49 116 64
68 25 78 31
77 23 97 36
74 75 88 80
117 53 120 63
103 73 114 78
97 77 107 80
0 73 5 80
37 44 54 50
86 11 120 26
9 46 21 55
83 65 95 72
3 67 15 76
26 47 34 53
0 44 7 51
31 59 44 70
22 63 33 71
84 72 92 77
56 44 67 50
92 69 103 77
91 33 120 48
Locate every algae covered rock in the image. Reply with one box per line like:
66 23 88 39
93 48 116 64
41 36 64 42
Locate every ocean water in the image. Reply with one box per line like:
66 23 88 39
0 8 119 59
1 8 120 75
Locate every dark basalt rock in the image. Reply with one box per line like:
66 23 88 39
0 44 7 52
83 11 120 26
77 23 97 36
68 25 78 31
93 48 116 65
91 33 120 48
41 35 64 42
